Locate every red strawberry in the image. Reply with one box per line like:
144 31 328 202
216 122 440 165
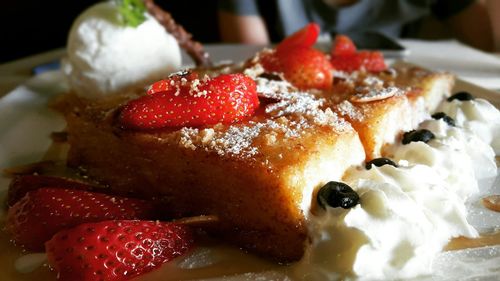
147 71 199 95
7 175 99 207
330 54 360 72
331 34 357 56
276 22 320 53
259 23 333 90
119 73 259 130
330 34 387 73
6 188 156 251
330 51 387 72
262 47 333 90
356 51 387 72
45 220 194 281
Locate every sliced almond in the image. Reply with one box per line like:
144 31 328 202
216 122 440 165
350 86 400 103
174 215 220 226
482 195 500 212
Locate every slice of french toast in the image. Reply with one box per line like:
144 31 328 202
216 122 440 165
53 22 455 261
57 78 366 262
54 58 454 262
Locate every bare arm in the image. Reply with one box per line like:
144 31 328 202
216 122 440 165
218 10 270 44
484 0 500 51
444 1 494 51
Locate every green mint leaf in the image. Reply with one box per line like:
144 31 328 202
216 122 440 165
116 0 146 27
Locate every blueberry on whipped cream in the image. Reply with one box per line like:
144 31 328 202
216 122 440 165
402 129 435 144
317 182 359 209
365 157 398 170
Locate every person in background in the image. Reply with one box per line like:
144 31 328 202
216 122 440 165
485 0 500 50
0 1 220 63
218 0 496 52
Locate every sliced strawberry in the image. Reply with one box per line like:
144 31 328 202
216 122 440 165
147 71 200 95
276 22 320 53
262 47 333 90
331 34 357 56
356 51 387 72
7 175 99 207
45 220 194 281
119 73 259 129
258 23 333 90
330 34 387 73
6 188 157 251
330 51 387 72
330 54 361 72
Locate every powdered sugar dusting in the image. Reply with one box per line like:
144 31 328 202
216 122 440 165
351 86 403 103
178 118 308 157
176 77 352 158
265 91 323 117
255 78 293 99
336 100 364 121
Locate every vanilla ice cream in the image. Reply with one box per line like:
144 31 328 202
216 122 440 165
63 1 182 98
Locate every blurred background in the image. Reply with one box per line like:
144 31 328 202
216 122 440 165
0 0 499 64
0 1 221 63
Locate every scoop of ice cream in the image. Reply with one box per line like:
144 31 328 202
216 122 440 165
62 1 181 98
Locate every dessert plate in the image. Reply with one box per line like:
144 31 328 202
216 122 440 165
0 59 499 280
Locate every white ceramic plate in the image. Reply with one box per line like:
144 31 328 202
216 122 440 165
0 53 499 280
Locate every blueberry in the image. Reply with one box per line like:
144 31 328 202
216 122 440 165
447 91 475 102
402 129 435 145
317 181 359 209
258 73 283 81
431 112 456 126
365 158 398 170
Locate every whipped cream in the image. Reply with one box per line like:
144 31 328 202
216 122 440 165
389 132 475 201
63 1 181 98
296 163 478 280
296 98 499 280
418 118 497 181
437 98 500 154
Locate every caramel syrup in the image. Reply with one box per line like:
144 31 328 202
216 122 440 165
1 140 498 281
445 232 500 251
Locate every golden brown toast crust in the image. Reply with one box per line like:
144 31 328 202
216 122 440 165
60 85 365 261
57 64 453 262
321 66 454 159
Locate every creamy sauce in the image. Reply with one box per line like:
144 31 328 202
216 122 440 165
1 229 498 281
0 232 291 281
0 231 54 281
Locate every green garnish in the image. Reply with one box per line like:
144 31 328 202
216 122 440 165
116 0 147 27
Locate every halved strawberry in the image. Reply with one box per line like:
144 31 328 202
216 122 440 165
6 188 157 251
45 220 194 281
356 51 387 72
7 175 99 207
261 48 333 90
330 51 387 72
259 23 333 90
330 34 387 73
276 23 320 53
331 34 356 56
330 54 360 72
119 73 259 130
147 71 200 95
277 47 333 90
